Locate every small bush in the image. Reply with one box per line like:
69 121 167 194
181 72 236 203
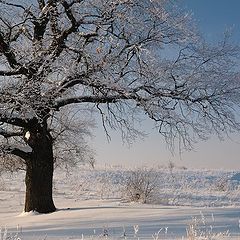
122 168 158 203
214 176 231 192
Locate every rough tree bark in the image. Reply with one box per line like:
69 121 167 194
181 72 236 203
24 124 56 213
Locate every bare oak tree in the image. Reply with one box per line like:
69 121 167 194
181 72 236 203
0 0 240 213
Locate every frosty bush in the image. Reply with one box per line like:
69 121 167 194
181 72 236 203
186 213 230 240
214 176 231 192
0 227 21 240
122 168 158 203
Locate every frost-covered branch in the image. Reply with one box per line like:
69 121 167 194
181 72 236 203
0 127 23 138
0 69 25 76
54 95 120 109
0 143 31 161
0 31 20 69
9 147 31 160
0 0 239 158
0 115 29 128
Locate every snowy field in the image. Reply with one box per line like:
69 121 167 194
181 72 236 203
1 165 240 239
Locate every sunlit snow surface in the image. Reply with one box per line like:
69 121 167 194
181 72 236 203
0 166 240 239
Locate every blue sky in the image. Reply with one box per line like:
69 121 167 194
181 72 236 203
93 1 240 170
183 0 240 42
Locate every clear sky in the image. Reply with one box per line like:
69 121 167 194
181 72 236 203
93 0 240 170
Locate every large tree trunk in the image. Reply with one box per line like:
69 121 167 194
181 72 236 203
24 128 56 213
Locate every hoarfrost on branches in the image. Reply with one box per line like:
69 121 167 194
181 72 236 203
0 0 240 212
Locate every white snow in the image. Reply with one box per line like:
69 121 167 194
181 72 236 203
18 211 40 217
25 131 31 141
0 166 240 239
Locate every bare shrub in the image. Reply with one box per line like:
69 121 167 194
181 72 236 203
214 176 231 192
186 213 230 240
122 168 158 203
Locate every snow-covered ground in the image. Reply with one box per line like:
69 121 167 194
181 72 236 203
0 165 240 239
